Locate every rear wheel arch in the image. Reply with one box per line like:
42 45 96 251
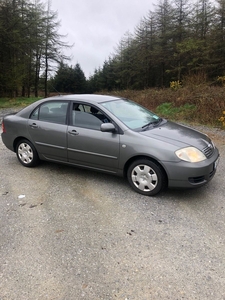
13 137 28 152
15 138 40 167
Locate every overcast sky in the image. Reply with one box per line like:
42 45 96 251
50 0 155 78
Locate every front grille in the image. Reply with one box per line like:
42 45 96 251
202 143 214 158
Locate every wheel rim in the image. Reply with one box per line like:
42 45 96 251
18 143 33 164
131 164 158 192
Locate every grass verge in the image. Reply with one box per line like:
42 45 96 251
0 97 41 108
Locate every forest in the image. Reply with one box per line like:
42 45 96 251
0 0 70 98
1 0 225 97
90 0 225 91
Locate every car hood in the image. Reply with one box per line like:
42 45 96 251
140 121 211 150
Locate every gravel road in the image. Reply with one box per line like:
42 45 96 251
0 108 225 300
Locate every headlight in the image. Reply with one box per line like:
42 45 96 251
175 147 206 162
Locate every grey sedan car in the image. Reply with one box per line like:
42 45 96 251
1 94 219 196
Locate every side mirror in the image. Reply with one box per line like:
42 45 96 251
100 123 116 133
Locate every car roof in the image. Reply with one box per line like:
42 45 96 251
44 94 123 104
16 94 125 118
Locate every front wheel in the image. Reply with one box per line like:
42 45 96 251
127 159 167 196
16 139 40 167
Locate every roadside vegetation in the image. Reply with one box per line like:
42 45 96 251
1 83 224 129
0 97 41 109
103 85 225 129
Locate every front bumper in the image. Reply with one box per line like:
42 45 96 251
163 148 219 189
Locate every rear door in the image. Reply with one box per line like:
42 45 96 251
28 101 69 162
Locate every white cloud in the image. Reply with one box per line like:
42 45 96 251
50 0 155 77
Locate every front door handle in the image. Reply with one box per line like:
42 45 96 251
68 130 79 136
29 123 38 129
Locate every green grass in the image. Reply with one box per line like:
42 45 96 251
155 103 196 121
0 97 40 108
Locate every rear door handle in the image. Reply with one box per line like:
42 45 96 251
68 130 79 136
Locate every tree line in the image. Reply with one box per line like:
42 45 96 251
1 0 225 98
88 0 225 91
0 0 70 98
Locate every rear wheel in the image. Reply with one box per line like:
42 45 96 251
127 159 167 196
16 139 39 167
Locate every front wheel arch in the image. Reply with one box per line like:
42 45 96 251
126 157 168 196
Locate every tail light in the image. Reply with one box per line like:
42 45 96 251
2 120 6 133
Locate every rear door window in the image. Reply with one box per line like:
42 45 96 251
30 102 69 124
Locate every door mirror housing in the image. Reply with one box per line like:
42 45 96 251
100 123 116 133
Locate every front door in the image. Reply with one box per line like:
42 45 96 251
67 104 120 172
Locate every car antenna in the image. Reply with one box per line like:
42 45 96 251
52 86 61 96
48 82 61 96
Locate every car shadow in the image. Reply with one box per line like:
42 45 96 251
34 160 216 206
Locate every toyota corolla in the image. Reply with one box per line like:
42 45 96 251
1 94 219 196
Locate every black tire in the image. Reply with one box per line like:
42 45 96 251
16 139 40 167
127 159 167 196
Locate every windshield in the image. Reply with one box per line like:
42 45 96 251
101 99 161 130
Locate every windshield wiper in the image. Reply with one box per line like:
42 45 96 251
142 118 162 130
